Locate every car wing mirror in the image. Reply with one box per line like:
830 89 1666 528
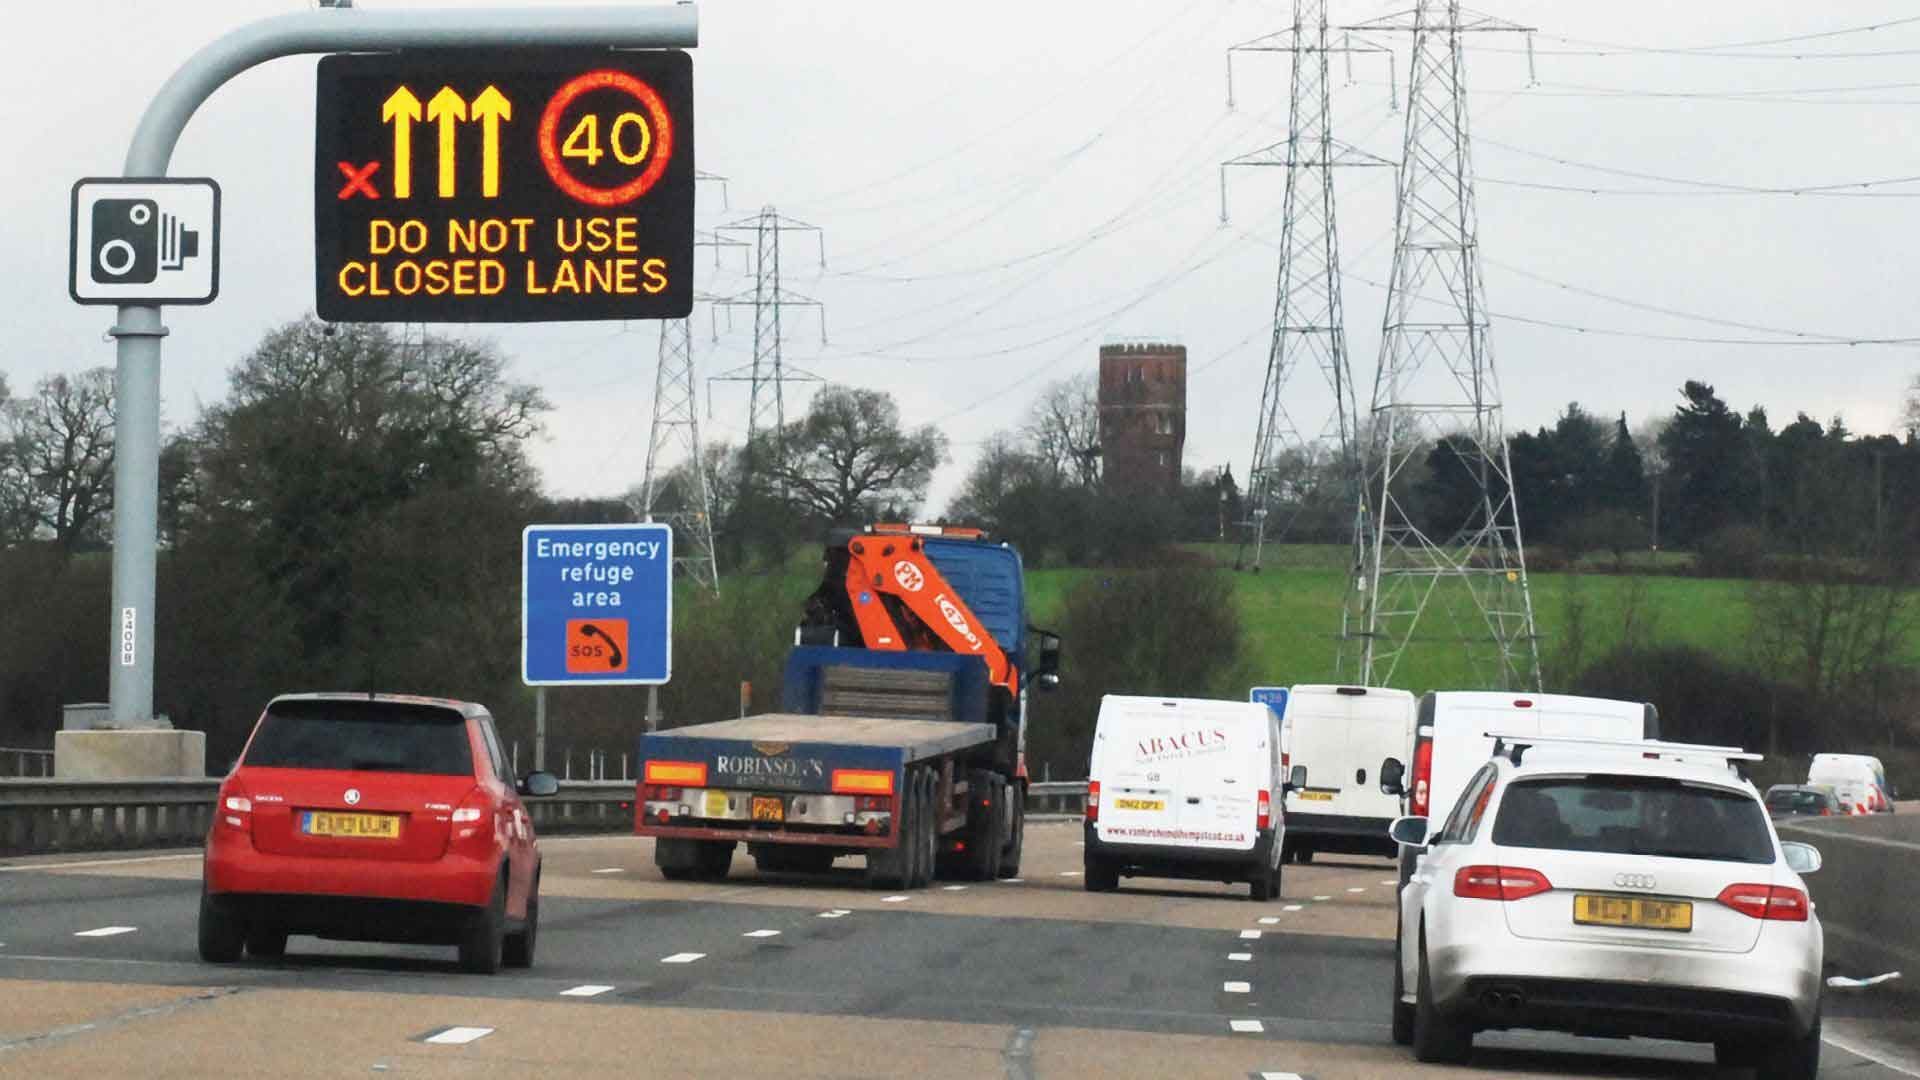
518 770 560 798
1388 815 1430 848
1379 756 1406 796
1781 840 1821 875
1284 764 1308 792
1029 627 1063 691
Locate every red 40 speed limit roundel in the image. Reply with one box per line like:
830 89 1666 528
313 49 694 323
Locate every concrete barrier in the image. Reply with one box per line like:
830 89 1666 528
1779 805 1920 975
0 779 637 856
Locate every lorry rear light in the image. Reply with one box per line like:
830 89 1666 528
1086 779 1100 823
642 785 682 802
855 795 890 813
1257 789 1271 831
831 769 895 796
655 808 671 826
645 761 708 787
1453 864 1552 902
1717 883 1810 921
1410 740 1433 816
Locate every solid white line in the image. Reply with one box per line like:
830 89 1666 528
1257 916 1280 925
1228 952 1252 962
74 927 136 938
743 929 780 938
0 853 199 873
1239 930 1262 940
590 867 624 874
1282 904 1304 912
1825 1023 1920 1078
1230 1019 1265 1033
659 952 705 964
881 895 909 903
559 985 615 997
424 1027 493 1045
1223 981 1251 993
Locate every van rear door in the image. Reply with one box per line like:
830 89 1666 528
1091 698 1183 846
1092 698 1259 852
1173 702 1262 851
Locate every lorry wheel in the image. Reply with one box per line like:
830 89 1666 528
983 777 1007 881
655 837 699 881
694 841 734 882
996 784 1024 878
909 768 937 889
962 769 999 880
864 782 914 890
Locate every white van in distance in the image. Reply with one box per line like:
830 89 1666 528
1807 753 1895 814
1084 695 1306 901
1280 685 1417 862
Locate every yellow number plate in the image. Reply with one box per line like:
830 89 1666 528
1296 790 1335 801
751 795 785 822
703 790 729 817
302 811 400 839
1574 893 1693 932
1113 798 1165 811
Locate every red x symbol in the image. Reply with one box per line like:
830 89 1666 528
336 161 380 200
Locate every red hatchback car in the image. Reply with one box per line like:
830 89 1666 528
200 693 557 973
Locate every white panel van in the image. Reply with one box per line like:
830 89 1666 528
1279 685 1418 862
1398 691 1659 885
1807 753 1894 814
1083 695 1305 900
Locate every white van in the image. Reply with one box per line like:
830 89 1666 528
1807 753 1894 814
1083 695 1304 900
1279 685 1417 863
1398 691 1659 885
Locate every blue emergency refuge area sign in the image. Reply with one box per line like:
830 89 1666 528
1249 686 1290 721
522 523 672 686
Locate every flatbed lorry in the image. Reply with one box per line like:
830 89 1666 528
634 524 1060 889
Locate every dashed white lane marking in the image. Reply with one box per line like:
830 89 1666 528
1228 951 1252 962
1239 930 1262 940
1004 878 1025 884
1312 895 1332 901
1347 887 1367 893
1224 981 1251 994
1381 879 1398 886
559 985 615 997
1230 1019 1266 1033
660 952 705 964
817 909 851 919
1257 916 1280 925
1259 1072 1306 1080
881 895 910 903
424 1027 494 1045
743 929 781 939
1058 871 1081 877
590 867 624 874
1282 904 1304 912
74 927 137 938
942 885 969 891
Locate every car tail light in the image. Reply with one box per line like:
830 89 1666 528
831 769 895 796
644 760 708 787
1717 883 1810 922
1256 789 1271 831
452 789 491 840
1453 864 1552 902
218 782 251 831
1410 740 1433 816
1820 806 1831 816
1086 779 1101 823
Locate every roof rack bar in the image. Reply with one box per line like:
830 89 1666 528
1484 732 1763 763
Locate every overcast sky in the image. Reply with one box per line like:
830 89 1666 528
6 0 1919 513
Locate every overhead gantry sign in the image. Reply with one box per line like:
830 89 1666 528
314 49 694 322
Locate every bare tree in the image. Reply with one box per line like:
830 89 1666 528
1023 373 1101 488
3 368 116 552
773 386 947 523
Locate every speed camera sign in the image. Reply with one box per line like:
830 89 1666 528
69 178 222 305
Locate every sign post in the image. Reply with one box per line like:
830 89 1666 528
87 7 696 729
522 523 673 687
1249 686 1290 724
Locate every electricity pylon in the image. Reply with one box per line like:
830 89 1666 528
1339 0 1542 691
710 207 827 497
640 315 723 595
1219 1 1391 573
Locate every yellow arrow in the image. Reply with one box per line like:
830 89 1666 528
380 86 422 199
470 85 512 199
426 86 468 198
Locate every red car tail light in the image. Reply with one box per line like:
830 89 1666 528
1256 789 1271 831
1410 740 1433 816
451 788 492 848
1453 864 1553 902
1086 779 1101 823
1717 883 1810 921
218 781 252 831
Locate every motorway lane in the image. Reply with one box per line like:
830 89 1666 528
0 824 1914 1078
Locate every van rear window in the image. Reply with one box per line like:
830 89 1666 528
1491 777 1774 864
243 700 474 776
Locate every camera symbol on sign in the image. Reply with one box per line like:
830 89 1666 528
91 198 201 285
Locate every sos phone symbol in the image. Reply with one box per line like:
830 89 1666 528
566 619 628 673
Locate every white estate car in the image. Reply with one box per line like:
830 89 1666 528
1389 735 1825 1079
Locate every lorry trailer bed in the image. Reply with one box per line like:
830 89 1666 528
649 713 996 763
